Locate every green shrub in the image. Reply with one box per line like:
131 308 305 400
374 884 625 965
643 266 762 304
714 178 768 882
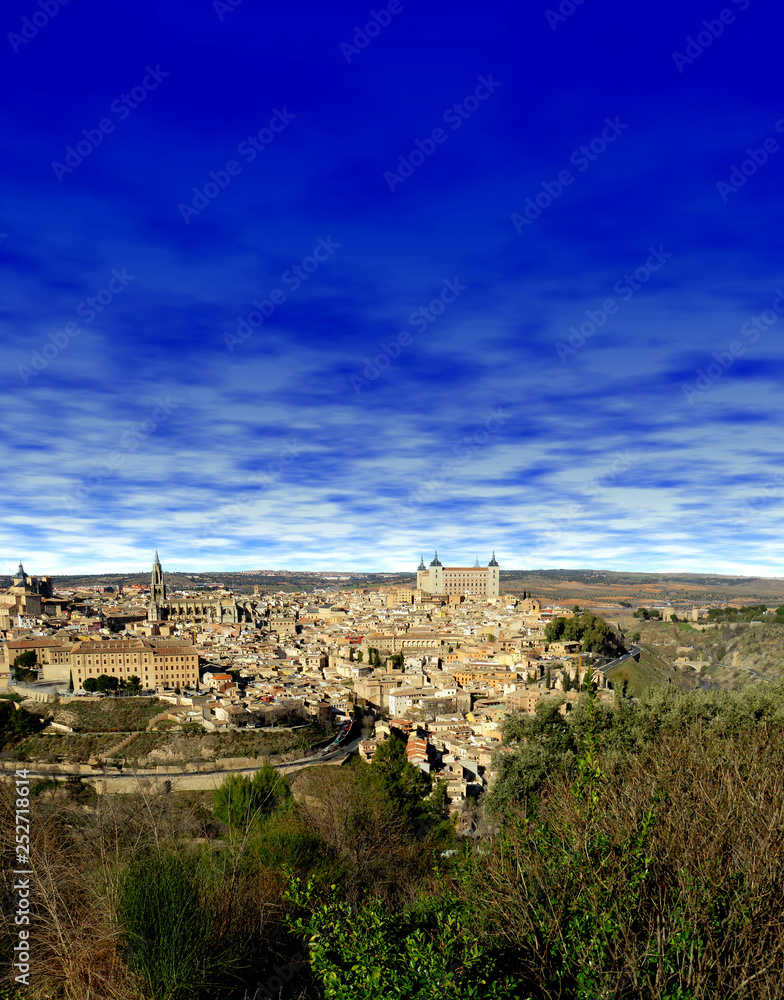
213 763 290 831
286 877 521 1000
117 849 245 1000
470 694 784 999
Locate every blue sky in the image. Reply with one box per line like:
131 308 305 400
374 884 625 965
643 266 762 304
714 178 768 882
2 0 784 575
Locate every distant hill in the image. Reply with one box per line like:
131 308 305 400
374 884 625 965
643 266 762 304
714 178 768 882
499 568 784 606
4 567 784 603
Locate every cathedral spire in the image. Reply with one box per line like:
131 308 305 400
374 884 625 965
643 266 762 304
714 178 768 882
151 551 166 605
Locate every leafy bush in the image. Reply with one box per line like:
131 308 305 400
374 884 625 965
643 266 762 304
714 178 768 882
489 681 784 816
286 878 521 1000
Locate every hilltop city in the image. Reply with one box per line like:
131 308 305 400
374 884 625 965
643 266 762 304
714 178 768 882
0 551 723 820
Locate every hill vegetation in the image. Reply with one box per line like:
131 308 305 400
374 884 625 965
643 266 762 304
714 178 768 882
2 682 784 998
544 610 626 656
626 620 784 689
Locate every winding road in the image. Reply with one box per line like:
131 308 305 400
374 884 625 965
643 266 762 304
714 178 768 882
11 737 363 794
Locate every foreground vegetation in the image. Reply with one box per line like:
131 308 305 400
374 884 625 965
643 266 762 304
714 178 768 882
1 683 784 998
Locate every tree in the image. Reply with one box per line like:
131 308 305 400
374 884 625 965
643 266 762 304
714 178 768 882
13 651 37 670
546 666 551 689
213 765 290 831
11 651 38 683
0 700 46 749
547 613 625 657
83 677 98 693
545 619 566 642
356 651 363 662
292 757 448 908
631 631 641 643
68 670 74 693
370 734 434 832
95 674 120 693
488 697 576 814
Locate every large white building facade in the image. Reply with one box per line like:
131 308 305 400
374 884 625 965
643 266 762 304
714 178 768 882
416 552 500 599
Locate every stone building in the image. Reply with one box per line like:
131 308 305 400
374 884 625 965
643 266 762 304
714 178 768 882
416 552 500 599
0 562 54 622
148 552 266 625
34 636 199 690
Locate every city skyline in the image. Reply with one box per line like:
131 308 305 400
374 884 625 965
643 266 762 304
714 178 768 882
3 1 784 575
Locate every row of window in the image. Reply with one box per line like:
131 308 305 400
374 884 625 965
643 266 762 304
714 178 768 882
77 666 197 675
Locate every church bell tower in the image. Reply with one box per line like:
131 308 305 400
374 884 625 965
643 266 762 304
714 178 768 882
150 551 167 607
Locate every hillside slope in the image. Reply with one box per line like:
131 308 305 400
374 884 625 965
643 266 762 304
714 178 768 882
625 620 784 689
